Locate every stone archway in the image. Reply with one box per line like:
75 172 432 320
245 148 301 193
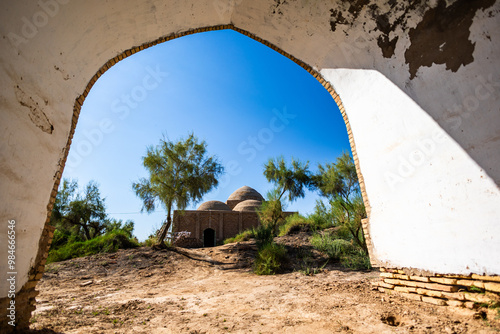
1 1 499 330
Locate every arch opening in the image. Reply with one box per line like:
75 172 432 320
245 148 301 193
203 228 216 248
19 25 374 331
53 26 373 254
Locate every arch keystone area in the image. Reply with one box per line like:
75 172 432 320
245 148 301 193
1 0 499 330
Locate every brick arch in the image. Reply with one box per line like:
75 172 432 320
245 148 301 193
3 22 377 330
3 1 499 330
21 27 376 328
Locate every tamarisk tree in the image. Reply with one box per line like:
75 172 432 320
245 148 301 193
132 133 224 247
313 152 368 253
261 156 313 233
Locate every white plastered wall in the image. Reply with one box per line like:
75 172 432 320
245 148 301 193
321 69 500 275
0 0 499 299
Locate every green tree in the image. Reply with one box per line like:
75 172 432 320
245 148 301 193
257 189 287 236
51 179 111 241
132 133 224 247
261 157 313 233
313 152 368 253
263 156 313 201
49 179 138 262
105 218 135 238
51 179 78 231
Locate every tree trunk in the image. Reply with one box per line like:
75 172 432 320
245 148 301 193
155 208 172 247
271 200 283 236
82 223 91 241
278 187 286 201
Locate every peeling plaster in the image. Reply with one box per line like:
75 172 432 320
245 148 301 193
405 0 496 79
330 0 426 59
271 0 286 15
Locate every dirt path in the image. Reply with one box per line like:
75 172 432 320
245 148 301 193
30 244 500 333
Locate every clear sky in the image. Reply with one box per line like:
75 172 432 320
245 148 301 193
62 29 351 241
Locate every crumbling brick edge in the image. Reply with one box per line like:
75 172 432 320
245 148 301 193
373 267 500 308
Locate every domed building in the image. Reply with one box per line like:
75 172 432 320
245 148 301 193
226 186 265 209
232 200 263 212
172 186 295 248
197 200 232 211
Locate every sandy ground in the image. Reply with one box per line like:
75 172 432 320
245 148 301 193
29 238 500 334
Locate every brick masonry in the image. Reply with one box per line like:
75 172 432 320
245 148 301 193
0 224 54 332
374 268 500 308
173 210 296 246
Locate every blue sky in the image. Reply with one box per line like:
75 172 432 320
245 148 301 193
62 29 351 241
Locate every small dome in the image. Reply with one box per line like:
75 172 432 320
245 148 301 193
227 186 264 202
232 199 263 212
197 200 231 211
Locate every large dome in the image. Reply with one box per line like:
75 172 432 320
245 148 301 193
197 200 231 211
227 186 264 202
232 200 263 212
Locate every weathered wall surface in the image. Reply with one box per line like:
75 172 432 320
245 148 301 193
173 210 296 244
173 210 263 243
0 0 499 329
322 68 500 274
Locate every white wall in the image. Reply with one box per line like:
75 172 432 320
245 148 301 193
1 0 499 298
322 69 500 275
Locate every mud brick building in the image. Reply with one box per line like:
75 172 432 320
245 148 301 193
173 186 295 247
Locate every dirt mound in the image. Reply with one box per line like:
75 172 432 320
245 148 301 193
30 243 500 333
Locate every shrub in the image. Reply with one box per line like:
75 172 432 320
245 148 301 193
339 249 371 270
258 192 287 235
50 229 71 250
50 229 85 251
310 232 371 270
223 229 255 244
334 224 353 240
141 235 157 247
311 232 353 259
47 230 139 263
253 242 287 275
306 211 333 231
253 224 274 250
299 259 328 276
278 214 315 236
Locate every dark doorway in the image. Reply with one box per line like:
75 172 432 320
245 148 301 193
203 228 216 247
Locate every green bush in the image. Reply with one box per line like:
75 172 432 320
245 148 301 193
47 230 139 263
253 242 287 275
339 249 371 270
310 233 353 258
50 229 71 250
141 235 157 247
310 232 371 270
50 229 85 251
223 229 255 244
278 214 315 236
253 224 274 250
334 225 354 240
306 212 333 231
